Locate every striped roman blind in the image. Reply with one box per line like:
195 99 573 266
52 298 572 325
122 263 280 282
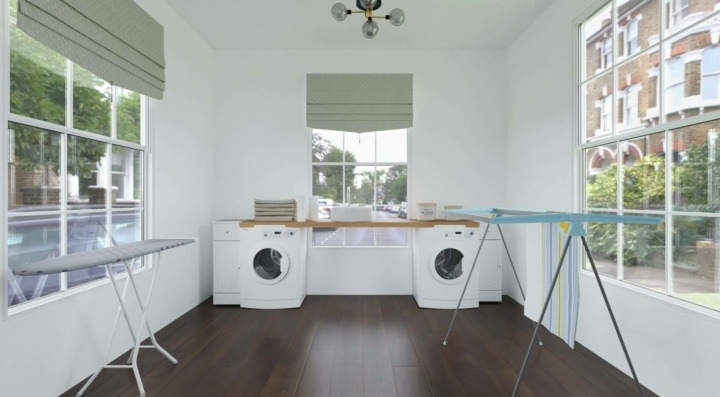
306 74 413 133
17 0 165 99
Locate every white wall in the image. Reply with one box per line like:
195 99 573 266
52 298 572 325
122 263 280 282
0 0 215 395
506 1 720 396
213 50 507 294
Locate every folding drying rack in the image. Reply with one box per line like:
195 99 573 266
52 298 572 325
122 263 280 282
13 238 196 397
442 208 662 397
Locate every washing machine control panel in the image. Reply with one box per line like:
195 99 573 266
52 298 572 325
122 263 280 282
261 229 299 239
442 229 478 239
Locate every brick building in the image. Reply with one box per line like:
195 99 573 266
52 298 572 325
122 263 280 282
585 0 720 171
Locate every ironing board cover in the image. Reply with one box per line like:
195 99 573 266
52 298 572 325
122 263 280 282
13 239 195 276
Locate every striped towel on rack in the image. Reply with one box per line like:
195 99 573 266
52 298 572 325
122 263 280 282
540 222 580 348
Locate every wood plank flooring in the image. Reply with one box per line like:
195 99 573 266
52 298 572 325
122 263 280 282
61 296 658 397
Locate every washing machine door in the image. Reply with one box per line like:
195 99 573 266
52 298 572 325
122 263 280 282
431 247 465 284
252 247 289 285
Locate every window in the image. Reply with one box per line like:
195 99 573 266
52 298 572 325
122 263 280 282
667 58 685 109
601 95 613 134
703 47 720 101
626 19 639 57
670 0 690 26
6 0 148 309
623 84 640 128
602 37 613 70
311 129 408 247
579 1 720 313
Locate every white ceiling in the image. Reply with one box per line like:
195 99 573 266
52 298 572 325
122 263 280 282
166 0 556 50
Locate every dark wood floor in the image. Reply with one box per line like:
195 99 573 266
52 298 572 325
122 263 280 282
62 296 657 397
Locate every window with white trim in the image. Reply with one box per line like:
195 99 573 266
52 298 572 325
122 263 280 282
579 0 720 313
601 95 613 134
311 129 408 247
602 37 614 70
702 46 720 100
670 0 690 26
667 58 685 109
6 0 148 308
623 84 641 128
626 19 639 57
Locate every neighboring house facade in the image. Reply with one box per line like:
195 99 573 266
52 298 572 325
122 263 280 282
585 0 720 166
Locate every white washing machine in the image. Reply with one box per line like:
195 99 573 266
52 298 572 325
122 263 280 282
412 225 481 309
239 226 307 309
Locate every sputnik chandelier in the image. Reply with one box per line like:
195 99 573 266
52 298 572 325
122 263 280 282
331 0 405 39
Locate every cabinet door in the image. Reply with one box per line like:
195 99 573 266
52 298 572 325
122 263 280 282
477 240 502 291
214 241 241 294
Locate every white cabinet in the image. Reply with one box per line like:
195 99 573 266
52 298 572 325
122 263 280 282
477 239 502 302
213 221 241 305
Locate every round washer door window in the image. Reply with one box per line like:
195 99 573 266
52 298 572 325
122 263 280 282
253 248 289 284
434 248 464 282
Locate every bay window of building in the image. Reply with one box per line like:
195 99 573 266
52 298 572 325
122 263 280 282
580 0 720 313
703 46 720 101
6 0 148 309
311 129 408 247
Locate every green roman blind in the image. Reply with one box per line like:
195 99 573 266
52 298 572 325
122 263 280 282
17 0 165 99
307 74 413 133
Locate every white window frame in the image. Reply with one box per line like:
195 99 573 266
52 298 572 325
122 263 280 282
1 0 152 315
702 46 720 100
625 18 639 57
670 0 690 27
602 36 613 69
308 128 410 248
602 94 613 133
576 0 720 319
666 57 685 110
623 83 641 128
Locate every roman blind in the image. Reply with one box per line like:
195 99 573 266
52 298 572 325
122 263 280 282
307 74 413 133
17 0 165 99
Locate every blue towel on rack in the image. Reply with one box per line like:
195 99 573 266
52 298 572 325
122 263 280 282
540 222 580 348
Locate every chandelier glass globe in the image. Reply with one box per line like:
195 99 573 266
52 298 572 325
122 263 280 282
331 3 348 21
361 20 379 39
388 8 405 26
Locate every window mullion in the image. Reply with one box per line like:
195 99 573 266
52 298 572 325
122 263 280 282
666 130 672 293
66 60 73 129
59 132 68 291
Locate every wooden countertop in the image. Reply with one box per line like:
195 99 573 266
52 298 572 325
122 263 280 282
239 219 480 228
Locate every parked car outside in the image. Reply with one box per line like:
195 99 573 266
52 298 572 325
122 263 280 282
398 202 408 219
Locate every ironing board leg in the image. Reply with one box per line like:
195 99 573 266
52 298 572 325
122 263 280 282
512 235 572 397
443 223 491 346
497 225 543 347
581 236 644 397
77 261 134 397
124 252 178 365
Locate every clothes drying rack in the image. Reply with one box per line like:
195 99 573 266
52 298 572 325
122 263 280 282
442 208 661 397
13 238 195 397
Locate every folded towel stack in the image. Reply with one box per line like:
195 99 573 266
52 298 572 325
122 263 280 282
254 199 297 221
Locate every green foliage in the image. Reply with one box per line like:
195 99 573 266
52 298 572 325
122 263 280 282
587 142 719 266
8 20 142 179
312 134 407 205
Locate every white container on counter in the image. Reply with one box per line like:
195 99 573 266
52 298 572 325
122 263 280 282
308 196 320 221
417 202 437 221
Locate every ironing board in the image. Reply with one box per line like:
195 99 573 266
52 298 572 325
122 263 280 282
442 208 661 397
13 238 195 397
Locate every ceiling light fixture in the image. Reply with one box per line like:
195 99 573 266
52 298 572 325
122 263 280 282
331 0 405 39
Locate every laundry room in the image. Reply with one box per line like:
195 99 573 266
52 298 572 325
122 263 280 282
3 1 720 397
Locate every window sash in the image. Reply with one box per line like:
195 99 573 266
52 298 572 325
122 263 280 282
577 0 720 315
5 7 149 309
